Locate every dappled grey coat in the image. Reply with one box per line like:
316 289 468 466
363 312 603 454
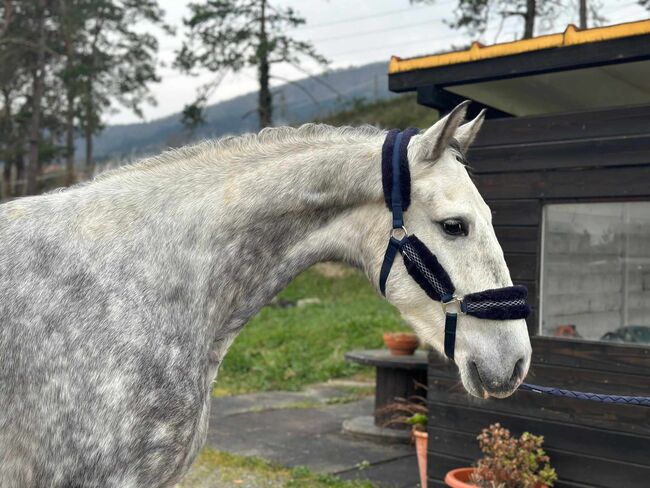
0 125 394 487
0 108 532 487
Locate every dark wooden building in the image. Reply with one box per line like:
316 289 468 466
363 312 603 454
388 21 650 488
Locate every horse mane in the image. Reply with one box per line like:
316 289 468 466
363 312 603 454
92 123 386 183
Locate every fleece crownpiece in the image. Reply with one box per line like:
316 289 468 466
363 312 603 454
379 129 530 360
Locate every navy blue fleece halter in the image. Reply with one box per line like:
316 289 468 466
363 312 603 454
377 129 650 407
378 128 530 360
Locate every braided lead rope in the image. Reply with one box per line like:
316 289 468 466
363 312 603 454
520 383 650 407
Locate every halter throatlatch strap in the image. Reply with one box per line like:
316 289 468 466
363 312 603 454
378 128 530 361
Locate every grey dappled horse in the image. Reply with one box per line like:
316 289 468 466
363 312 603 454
0 103 530 487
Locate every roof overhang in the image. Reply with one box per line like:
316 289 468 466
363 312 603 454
388 20 650 117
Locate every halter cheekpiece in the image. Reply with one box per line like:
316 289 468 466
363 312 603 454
379 128 531 360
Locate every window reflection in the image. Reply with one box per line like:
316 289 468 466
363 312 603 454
541 202 650 345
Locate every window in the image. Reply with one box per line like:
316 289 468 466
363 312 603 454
541 202 650 345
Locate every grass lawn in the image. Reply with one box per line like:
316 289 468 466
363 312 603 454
213 264 407 396
178 448 376 488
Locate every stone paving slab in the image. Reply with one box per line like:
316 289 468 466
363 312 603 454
212 382 370 417
338 456 420 488
207 389 421 487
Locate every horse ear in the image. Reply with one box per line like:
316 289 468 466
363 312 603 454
454 108 486 153
414 100 470 162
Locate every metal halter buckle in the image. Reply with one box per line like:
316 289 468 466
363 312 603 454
390 226 408 240
442 296 464 315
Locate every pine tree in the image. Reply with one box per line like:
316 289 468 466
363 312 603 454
414 1 604 40
0 0 30 196
176 0 327 129
26 0 47 195
74 0 168 177
56 0 87 185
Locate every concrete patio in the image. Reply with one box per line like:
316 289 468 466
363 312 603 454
203 382 421 487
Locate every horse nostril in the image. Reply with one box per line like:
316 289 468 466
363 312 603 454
511 357 526 384
470 360 485 386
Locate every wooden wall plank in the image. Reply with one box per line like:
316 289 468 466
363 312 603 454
525 362 650 396
504 253 537 281
427 402 650 466
527 307 539 337
475 165 650 200
426 451 473 486
426 373 650 436
487 199 541 226
530 337 650 376
469 135 650 173
472 104 650 148
494 226 539 253
428 338 650 378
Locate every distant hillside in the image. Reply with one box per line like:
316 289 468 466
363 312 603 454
90 62 398 162
319 93 439 129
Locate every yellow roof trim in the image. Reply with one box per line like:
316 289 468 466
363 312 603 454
389 19 650 75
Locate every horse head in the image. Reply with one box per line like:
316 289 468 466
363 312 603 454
376 102 531 399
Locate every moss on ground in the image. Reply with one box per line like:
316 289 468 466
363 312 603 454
177 448 376 488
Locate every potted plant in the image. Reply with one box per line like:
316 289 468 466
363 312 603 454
408 412 428 488
445 423 558 488
377 386 429 488
383 331 419 356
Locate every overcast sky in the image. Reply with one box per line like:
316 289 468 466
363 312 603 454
108 0 649 125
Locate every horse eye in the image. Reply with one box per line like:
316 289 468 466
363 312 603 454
441 219 468 236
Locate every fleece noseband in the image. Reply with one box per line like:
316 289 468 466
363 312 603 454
379 129 530 360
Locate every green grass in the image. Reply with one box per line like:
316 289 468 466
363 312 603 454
214 265 406 396
179 448 377 488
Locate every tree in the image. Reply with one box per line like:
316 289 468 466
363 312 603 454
26 0 47 195
579 0 587 28
449 0 561 39
0 1 41 197
57 0 87 185
73 0 169 177
0 0 167 196
176 0 327 129
414 1 604 40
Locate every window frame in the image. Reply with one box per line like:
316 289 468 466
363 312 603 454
538 197 650 346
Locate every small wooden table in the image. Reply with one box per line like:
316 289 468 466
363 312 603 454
345 349 428 428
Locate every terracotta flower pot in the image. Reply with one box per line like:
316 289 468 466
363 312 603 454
413 429 428 488
444 468 548 488
444 468 476 488
383 332 418 356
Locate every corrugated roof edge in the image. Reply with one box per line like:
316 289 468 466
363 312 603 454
388 19 650 74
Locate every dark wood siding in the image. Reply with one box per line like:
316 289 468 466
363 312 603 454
427 339 650 487
428 105 650 488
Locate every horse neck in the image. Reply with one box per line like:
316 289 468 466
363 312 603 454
207 135 386 333
99 131 387 337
